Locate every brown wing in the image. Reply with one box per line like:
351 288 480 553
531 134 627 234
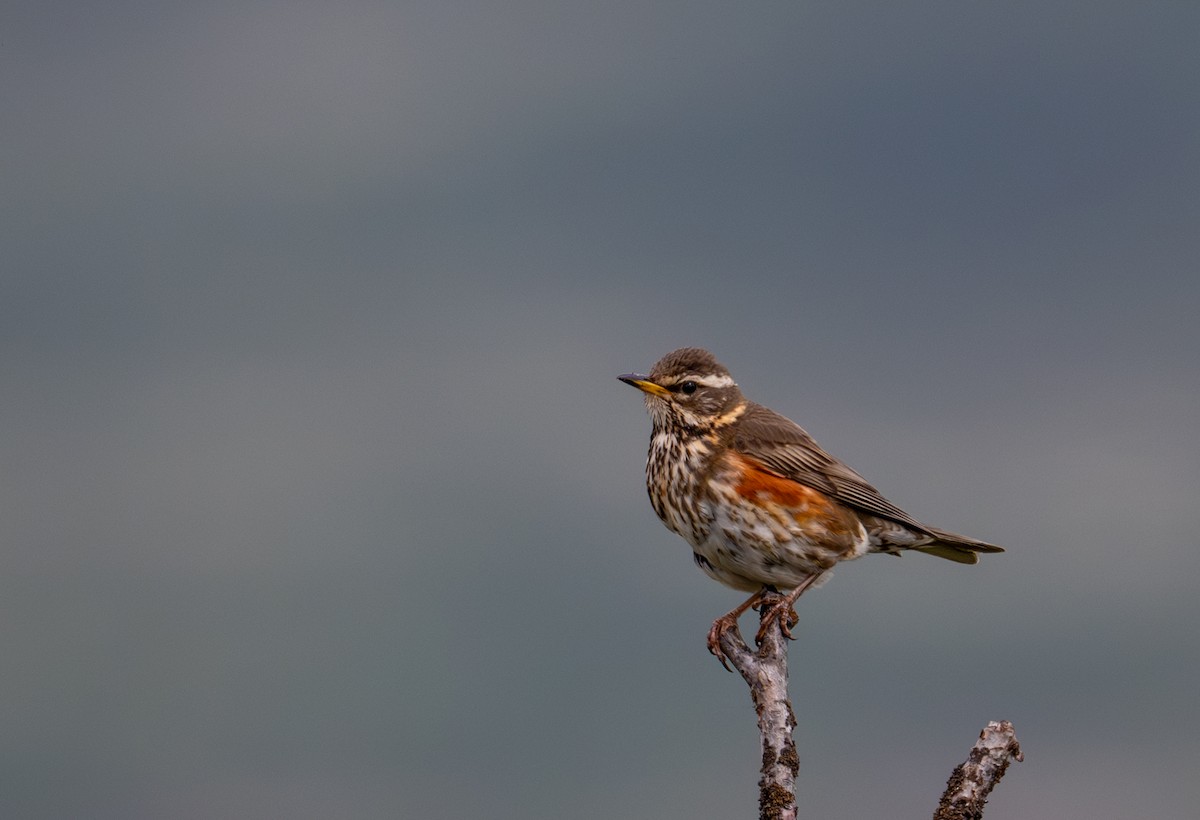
729 402 931 533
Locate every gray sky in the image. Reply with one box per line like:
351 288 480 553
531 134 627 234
4 2 1199 818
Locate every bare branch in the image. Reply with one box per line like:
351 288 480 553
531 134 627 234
713 594 1021 820
715 591 798 820
933 720 1024 820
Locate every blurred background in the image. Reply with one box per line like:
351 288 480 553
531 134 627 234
4 2 1198 818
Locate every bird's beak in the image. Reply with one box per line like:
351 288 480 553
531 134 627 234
618 373 671 398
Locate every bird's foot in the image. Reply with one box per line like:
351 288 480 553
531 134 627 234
754 599 799 645
707 613 742 672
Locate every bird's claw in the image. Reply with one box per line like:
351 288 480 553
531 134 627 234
707 615 739 672
754 601 799 646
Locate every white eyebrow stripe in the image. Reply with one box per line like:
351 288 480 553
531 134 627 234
688 374 736 388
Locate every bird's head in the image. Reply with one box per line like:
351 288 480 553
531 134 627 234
619 347 746 432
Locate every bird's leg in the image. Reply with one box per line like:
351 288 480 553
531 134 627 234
708 588 772 671
755 571 826 645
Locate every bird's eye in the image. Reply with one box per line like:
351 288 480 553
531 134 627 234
679 381 698 395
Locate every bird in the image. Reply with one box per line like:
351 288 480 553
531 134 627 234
618 347 1003 667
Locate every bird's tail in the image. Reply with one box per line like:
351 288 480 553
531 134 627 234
915 527 1005 565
